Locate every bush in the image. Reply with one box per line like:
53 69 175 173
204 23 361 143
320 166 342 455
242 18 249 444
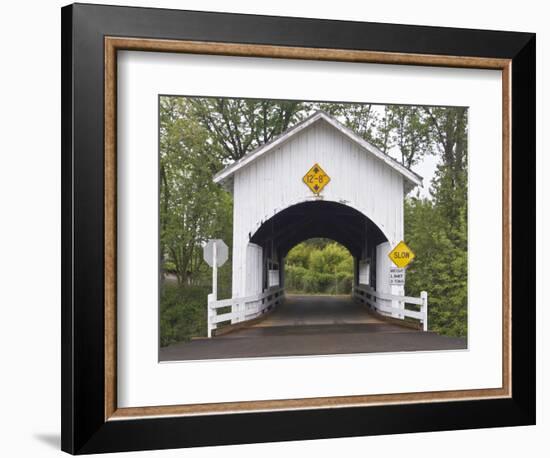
404 198 467 338
285 239 354 295
162 261 177 274
160 283 209 347
334 271 353 294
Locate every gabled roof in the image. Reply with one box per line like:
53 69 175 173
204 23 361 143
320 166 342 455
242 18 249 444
213 110 423 189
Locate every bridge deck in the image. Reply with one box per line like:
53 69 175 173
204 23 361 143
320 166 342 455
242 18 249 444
159 294 467 361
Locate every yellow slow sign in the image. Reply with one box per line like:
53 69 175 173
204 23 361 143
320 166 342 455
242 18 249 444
303 163 330 195
388 241 415 268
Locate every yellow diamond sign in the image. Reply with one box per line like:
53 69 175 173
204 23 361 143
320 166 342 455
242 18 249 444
303 163 330 195
388 241 415 268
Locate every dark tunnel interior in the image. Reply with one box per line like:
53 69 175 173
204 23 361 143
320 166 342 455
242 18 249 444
249 200 387 258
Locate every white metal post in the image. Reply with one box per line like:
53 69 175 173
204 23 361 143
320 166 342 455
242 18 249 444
421 291 428 331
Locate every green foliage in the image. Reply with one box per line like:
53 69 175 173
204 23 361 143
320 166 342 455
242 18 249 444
318 103 379 145
285 239 353 294
404 108 468 338
404 198 467 337
159 97 234 345
188 98 307 161
163 261 177 273
385 106 433 167
318 104 434 166
160 97 233 287
160 283 209 347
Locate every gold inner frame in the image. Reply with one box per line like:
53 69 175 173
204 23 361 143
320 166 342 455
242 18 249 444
104 37 512 421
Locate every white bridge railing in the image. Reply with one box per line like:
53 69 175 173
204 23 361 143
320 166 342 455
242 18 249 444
353 284 428 331
207 287 284 337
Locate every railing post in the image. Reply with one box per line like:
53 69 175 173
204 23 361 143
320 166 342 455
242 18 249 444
237 299 243 323
421 291 428 331
230 300 237 324
207 293 215 338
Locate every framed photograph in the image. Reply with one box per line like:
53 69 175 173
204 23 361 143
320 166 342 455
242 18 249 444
61 3 536 454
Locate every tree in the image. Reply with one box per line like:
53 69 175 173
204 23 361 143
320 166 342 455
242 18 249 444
188 98 307 161
318 102 379 145
159 97 233 286
404 106 468 337
425 106 468 232
373 106 395 154
285 239 354 294
404 198 467 337
386 106 433 168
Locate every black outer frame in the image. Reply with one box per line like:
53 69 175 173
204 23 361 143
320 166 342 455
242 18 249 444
61 3 536 454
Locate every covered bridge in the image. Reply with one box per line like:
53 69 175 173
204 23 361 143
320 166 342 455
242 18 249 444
209 110 426 335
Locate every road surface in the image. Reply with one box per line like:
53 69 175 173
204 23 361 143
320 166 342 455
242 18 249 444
159 294 467 361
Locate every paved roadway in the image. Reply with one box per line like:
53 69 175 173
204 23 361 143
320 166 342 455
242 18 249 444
159 295 467 361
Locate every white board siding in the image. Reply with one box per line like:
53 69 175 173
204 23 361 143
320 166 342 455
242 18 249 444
359 261 370 285
245 243 263 296
215 111 421 188
268 269 280 288
231 119 406 297
236 120 404 242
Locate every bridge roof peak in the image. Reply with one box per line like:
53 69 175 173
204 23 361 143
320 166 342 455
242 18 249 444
213 110 423 189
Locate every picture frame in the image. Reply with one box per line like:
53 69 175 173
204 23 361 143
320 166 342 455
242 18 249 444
61 3 535 454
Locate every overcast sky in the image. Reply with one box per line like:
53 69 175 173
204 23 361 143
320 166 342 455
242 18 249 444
398 149 438 199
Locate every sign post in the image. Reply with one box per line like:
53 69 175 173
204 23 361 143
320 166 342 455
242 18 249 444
212 241 218 301
203 239 229 338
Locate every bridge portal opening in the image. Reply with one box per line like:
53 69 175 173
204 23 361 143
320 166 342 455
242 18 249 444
248 200 388 294
284 238 353 295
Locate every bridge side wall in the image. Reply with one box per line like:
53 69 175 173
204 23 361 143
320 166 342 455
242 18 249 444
245 243 263 296
231 120 405 297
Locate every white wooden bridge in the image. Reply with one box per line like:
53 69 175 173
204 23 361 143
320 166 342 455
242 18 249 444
207 110 429 337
